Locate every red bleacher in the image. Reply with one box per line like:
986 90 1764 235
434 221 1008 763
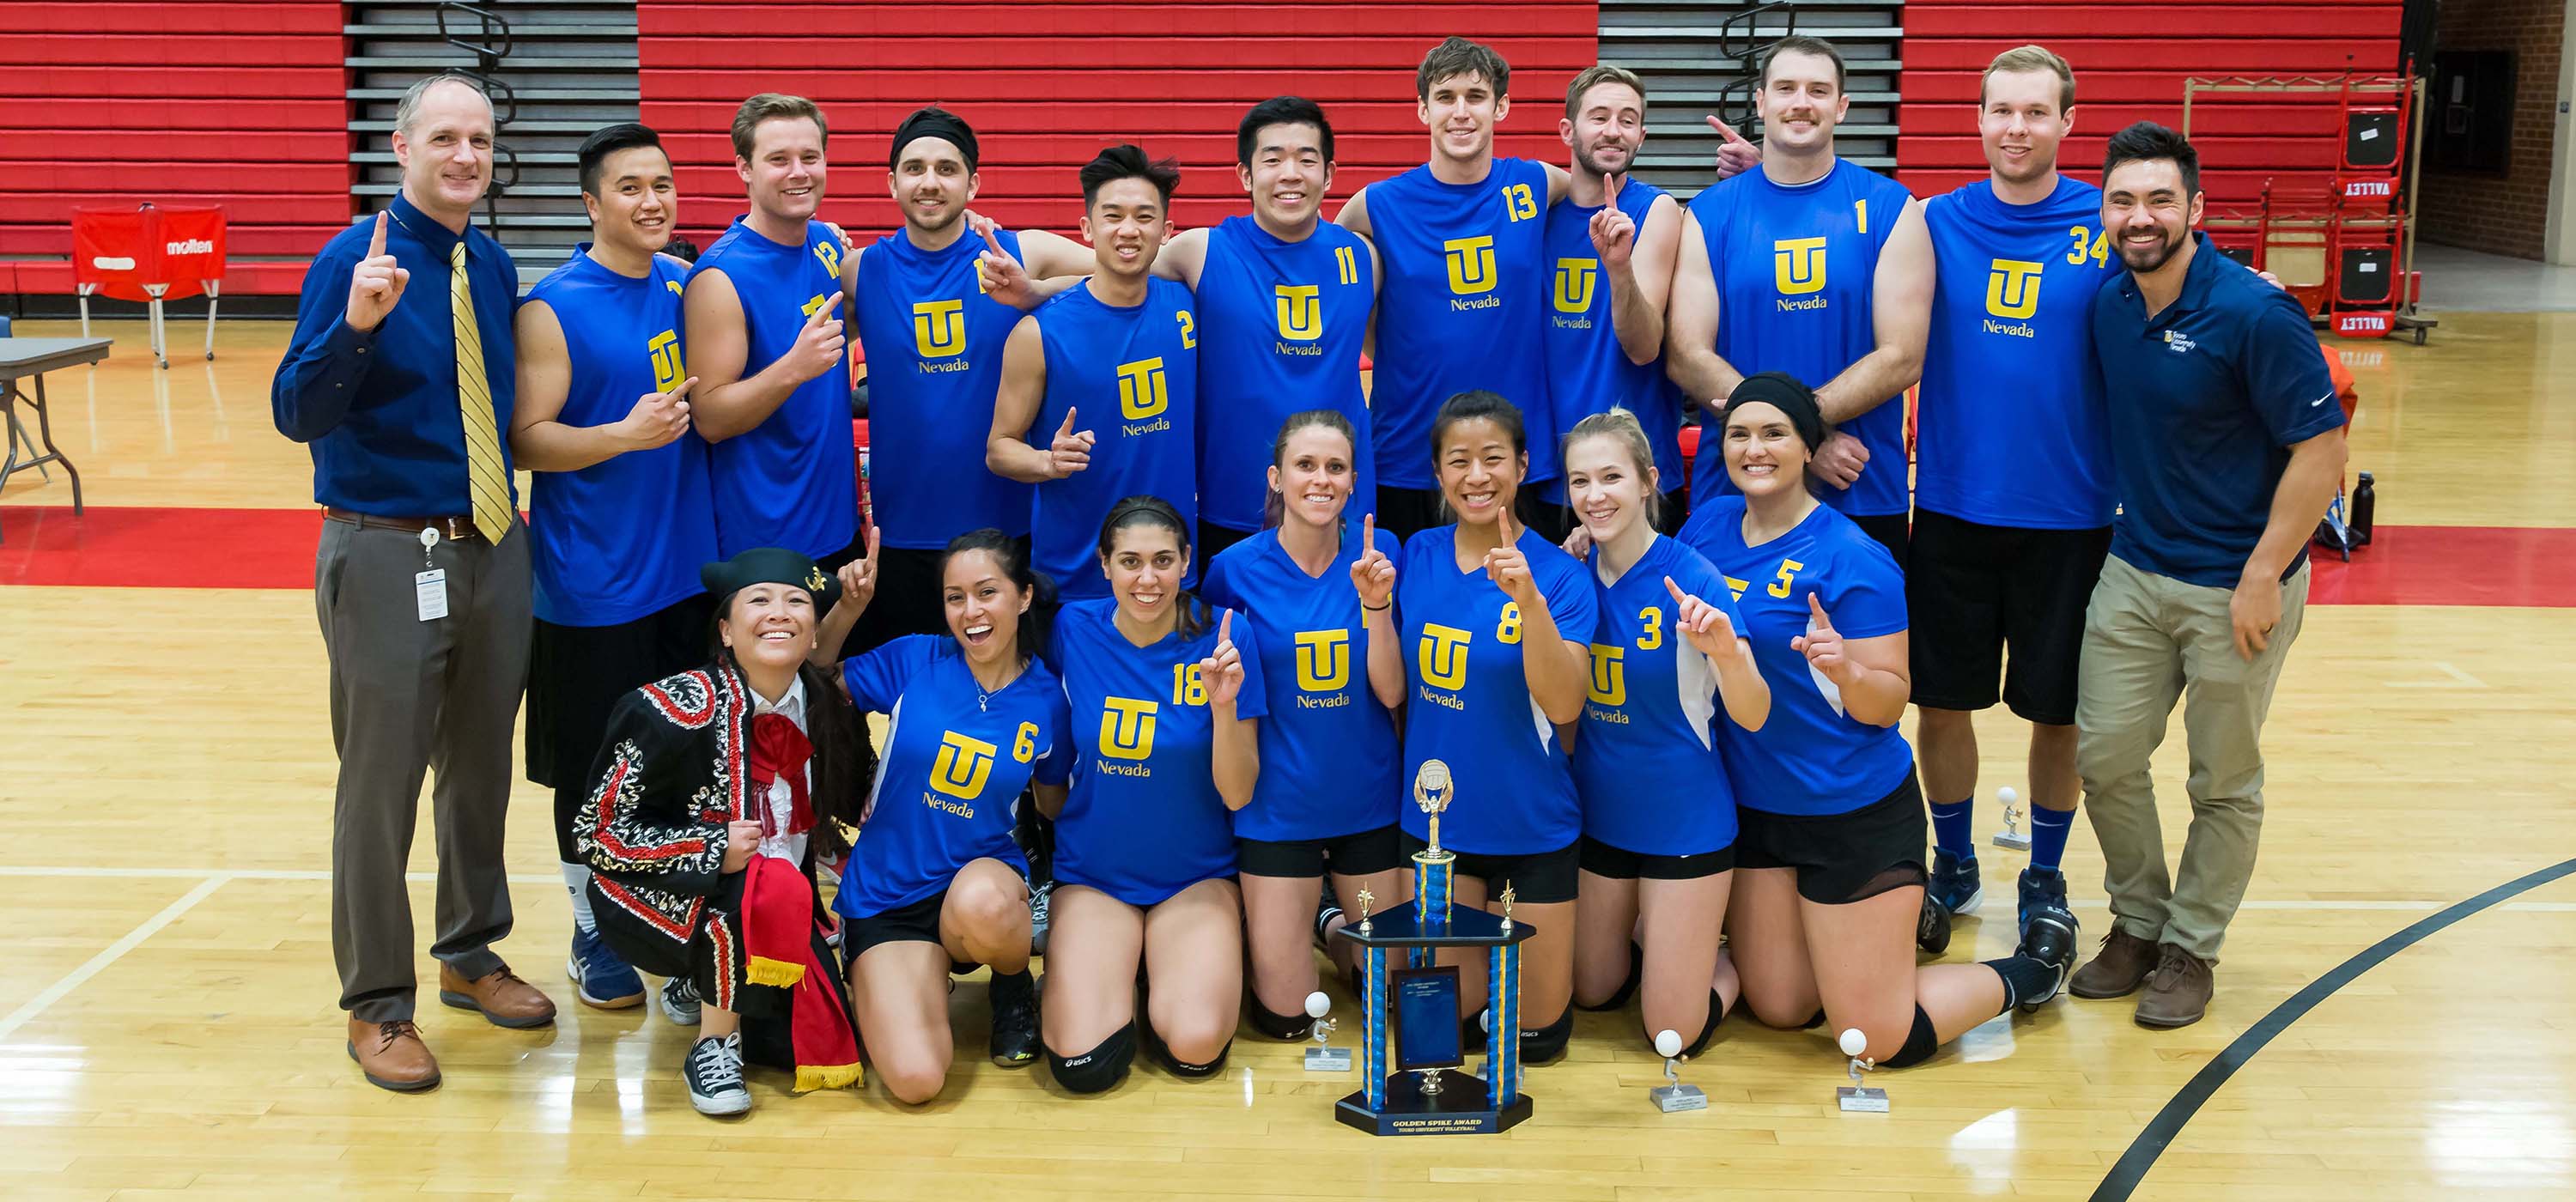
1893 1 2403 203
0 2 349 296
638 1 1597 247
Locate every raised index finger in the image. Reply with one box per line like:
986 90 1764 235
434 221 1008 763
807 291 843 326
1706 116 1750 145
1218 609 1233 645
976 217 1006 258
1361 513 1376 550
368 209 389 258
1665 574 1689 607
864 524 880 567
1058 406 1078 436
1807 592 1831 627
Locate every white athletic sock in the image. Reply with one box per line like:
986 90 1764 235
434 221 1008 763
562 861 598 934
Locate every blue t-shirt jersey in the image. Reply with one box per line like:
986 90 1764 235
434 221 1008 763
1048 598 1269 907
852 225 1036 547
1200 525 1403 844
1195 217 1376 534
2093 234 2346 588
1678 497 1914 816
1027 278 1200 599
1687 161 1916 516
835 636 1072 920
1363 159 1558 489
523 248 716 626
690 216 858 559
1574 535 1745 857
1542 180 1689 504
1394 525 1599 854
1917 177 2119 530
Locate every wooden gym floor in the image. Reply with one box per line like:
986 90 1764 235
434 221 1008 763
3 314 2572 1200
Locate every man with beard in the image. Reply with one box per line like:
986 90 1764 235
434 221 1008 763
510 121 715 1018
841 107 1039 648
986 145 1199 599
1664 35 1930 565
684 94 861 610
1542 64 1688 532
1336 36 1572 540
1905 46 2115 951
2071 122 2344 1029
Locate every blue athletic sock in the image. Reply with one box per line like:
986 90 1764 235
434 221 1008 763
2029 806 2075 874
1929 798 1974 858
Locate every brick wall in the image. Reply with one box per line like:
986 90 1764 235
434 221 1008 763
2419 0 2564 259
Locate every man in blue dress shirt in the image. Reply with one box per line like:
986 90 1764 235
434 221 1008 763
272 72 557 1094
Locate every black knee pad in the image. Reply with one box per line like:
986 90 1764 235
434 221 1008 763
1520 1008 1575 1064
1578 941 1645 1012
1145 1024 1232 1078
1247 998 1310 1041
1048 1023 1135 1095
1880 1005 1941 1069
1681 990 1727 1059
1801 1006 1828 1030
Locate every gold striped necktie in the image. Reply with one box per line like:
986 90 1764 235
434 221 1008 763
451 240 512 543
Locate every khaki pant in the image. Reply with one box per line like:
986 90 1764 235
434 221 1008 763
2075 554 2309 961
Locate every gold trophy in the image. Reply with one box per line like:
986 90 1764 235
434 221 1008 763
1413 759 1456 923
1355 884 1375 936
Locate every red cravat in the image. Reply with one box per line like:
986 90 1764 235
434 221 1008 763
747 713 815 839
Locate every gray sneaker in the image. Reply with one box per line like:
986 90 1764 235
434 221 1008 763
659 976 703 1026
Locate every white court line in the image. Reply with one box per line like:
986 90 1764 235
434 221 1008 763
0 875 228 1044
0 865 2567 911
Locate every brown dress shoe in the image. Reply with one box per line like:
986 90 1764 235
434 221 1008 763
2133 944 2215 1029
2069 926 2162 999
348 1017 440 1091
439 962 559 1029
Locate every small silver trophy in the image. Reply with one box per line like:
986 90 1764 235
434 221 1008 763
1992 785 2032 851
1835 1028 1889 1113
1303 991 1352 1072
1649 1029 1707 1114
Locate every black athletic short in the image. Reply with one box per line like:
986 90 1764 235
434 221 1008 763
1846 512 1911 572
1906 509 2111 725
841 543 948 657
1400 834 1580 905
1735 773 1929 905
1374 486 1446 543
528 592 714 862
1578 835 1735 881
1237 823 1406 879
1521 494 1574 547
846 888 982 974
1196 519 1257 565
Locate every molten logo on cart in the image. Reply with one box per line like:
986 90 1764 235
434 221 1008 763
165 239 215 256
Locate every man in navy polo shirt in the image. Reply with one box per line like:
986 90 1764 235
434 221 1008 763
2067 123 2347 1029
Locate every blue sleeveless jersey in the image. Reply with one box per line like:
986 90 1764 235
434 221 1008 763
523 248 716 627
1687 161 1916 516
1917 177 2119 529
690 216 857 558
1364 159 1557 489
1542 180 1688 503
1195 217 1376 534
1574 534 1743 856
1026 278 1200 599
1199 525 1403 842
1048 598 1269 907
852 225 1036 548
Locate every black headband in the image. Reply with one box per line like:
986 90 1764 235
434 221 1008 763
890 107 978 173
1725 371 1829 452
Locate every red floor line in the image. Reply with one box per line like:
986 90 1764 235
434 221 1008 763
5 506 2574 606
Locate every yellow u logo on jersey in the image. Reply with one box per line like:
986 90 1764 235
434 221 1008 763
1552 258 1596 313
1986 259 2044 319
929 731 998 799
1443 236 1497 295
1295 629 1349 691
1275 285 1322 341
912 299 966 358
1419 623 1473 689
1100 696 1157 761
812 240 841 279
1774 237 1828 295
1116 357 1168 420
647 329 683 392
1587 644 1626 704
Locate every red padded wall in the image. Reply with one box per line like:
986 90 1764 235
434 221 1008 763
639 3 1597 247
0 2 349 294
1895 2 2404 204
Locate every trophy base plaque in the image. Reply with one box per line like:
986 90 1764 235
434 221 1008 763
1336 1071 1535 1136
1650 1083 1707 1113
1837 1085 1890 1114
1305 1047 1353 1072
1991 831 2033 851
